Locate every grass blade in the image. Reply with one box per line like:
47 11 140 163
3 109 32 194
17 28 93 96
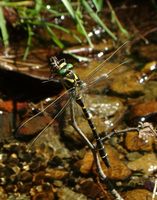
106 0 129 37
82 0 117 40
0 6 9 47
46 25 64 49
35 0 42 13
0 1 34 7
75 8 93 48
61 0 75 19
23 24 33 60
92 0 103 12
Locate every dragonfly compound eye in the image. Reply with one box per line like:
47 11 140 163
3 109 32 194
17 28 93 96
49 57 61 74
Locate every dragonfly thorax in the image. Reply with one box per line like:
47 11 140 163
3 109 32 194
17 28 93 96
62 70 82 90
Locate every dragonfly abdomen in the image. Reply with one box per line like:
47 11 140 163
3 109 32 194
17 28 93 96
76 96 110 168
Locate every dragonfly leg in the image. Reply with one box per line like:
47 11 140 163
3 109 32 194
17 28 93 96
94 153 124 200
70 100 124 200
69 99 95 151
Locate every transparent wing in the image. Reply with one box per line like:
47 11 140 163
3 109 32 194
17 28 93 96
83 41 129 86
15 88 73 141
28 95 72 149
83 59 130 92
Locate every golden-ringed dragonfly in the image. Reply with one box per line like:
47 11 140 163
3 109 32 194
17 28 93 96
50 56 111 167
17 41 129 200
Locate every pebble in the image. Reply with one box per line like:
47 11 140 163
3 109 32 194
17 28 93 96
127 153 157 175
123 189 157 200
75 150 94 174
110 70 144 96
125 131 154 151
45 168 69 179
78 179 105 199
32 191 54 200
64 94 125 146
137 43 157 60
0 186 7 200
97 145 132 180
18 171 32 182
131 101 157 118
57 187 87 200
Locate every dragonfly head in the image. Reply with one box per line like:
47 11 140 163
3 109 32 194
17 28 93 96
49 57 73 76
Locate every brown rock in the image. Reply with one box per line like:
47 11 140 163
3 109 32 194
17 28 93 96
110 70 144 96
18 171 33 182
79 151 94 174
17 115 52 136
0 186 7 200
45 168 68 180
123 189 156 200
33 171 45 184
125 131 154 151
32 191 54 200
127 153 157 175
57 187 87 200
131 101 157 117
94 145 132 180
141 61 157 75
0 100 27 112
138 43 157 60
79 179 105 199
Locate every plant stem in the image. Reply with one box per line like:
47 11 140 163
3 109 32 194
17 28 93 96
46 25 64 49
35 0 42 13
23 24 33 60
106 0 129 37
82 0 117 40
0 6 9 47
0 1 34 7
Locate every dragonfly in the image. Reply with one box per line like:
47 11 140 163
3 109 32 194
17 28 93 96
16 41 129 200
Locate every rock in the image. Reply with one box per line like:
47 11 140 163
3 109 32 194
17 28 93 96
94 145 132 180
131 101 157 118
127 153 157 175
125 131 154 151
137 43 157 60
33 127 71 159
17 115 52 136
75 151 94 174
110 70 144 96
63 95 125 146
126 152 143 161
141 61 157 77
18 171 33 182
32 191 54 200
0 186 7 200
87 95 125 132
33 171 45 184
0 100 27 113
7 193 30 200
78 179 105 199
123 189 157 200
144 81 157 100
0 111 13 140
57 187 87 200
45 168 69 180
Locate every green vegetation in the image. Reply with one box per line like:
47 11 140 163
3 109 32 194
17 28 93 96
0 0 129 58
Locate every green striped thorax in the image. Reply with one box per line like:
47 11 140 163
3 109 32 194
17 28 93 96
49 56 86 92
49 57 73 76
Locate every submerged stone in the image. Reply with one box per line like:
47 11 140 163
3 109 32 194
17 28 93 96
127 153 157 175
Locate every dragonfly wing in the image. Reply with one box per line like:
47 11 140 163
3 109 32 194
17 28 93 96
28 95 72 148
15 88 73 139
83 41 129 86
83 59 130 93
